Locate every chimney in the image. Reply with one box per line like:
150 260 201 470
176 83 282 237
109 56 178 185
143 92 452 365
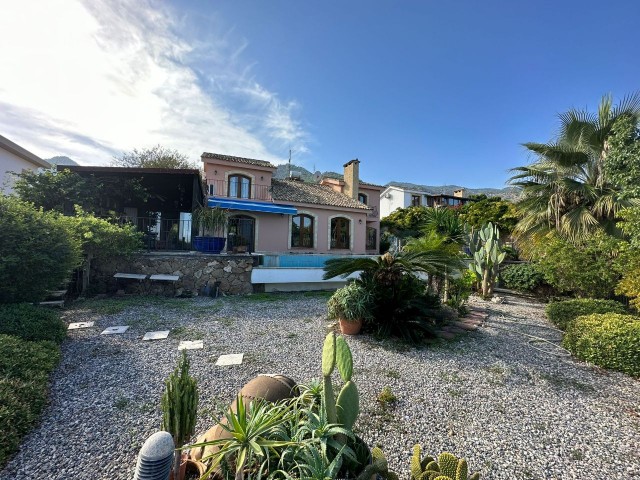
343 159 360 200
453 188 465 198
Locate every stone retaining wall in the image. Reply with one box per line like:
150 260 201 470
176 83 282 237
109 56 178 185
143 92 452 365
91 253 257 296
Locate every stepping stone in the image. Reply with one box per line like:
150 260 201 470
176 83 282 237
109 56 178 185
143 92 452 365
101 326 129 335
452 321 479 331
178 340 204 351
68 321 95 330
215 353 244 366
142 330 170 341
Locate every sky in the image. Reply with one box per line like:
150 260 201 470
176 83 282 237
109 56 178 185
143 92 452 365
1 0 639 188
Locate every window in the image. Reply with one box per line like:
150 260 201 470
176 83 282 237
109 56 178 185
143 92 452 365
411 195 421 207
228 174 251 199
291 214 314 248
366 226 377 250
358 193 368 204
330 217 350 249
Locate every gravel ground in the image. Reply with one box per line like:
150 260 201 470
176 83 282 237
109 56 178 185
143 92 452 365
1 293 639 479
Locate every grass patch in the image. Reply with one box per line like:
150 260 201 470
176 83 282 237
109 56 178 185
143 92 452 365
170 326 204 341
242 293 283 302
302 290 334 299
377 386 398 410
538 372 595 392
385 369 401 379
72 296 219 315
0 334 60 467
0 304 66 343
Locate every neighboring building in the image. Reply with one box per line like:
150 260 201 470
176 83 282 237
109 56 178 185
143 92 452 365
0 134 50 192
379 183 472 217
202 153 381 255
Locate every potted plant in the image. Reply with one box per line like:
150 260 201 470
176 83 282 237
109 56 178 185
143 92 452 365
327 282 374 335
193 206 228 254
161 351 202 480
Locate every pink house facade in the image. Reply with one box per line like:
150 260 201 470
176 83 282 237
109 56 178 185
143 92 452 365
201 153 382 255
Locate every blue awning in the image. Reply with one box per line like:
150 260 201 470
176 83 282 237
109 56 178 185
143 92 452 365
208 197 297 215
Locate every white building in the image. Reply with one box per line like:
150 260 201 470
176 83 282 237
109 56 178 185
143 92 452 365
380 182 471 218
0 134 50 193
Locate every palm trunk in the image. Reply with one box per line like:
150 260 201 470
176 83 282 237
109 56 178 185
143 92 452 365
443 271 449 303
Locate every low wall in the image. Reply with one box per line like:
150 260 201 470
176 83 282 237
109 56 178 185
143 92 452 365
91 252 257 296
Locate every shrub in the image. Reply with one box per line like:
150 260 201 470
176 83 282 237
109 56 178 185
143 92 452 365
0 334 61 466
327 282 374 322
615 245 640 310
0 197 80 303
0 304 66 343
546 299 627 331
563 313 640 377
500 263 544 292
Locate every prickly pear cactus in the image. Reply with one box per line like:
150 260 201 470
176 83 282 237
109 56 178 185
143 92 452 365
468 222 506 299
321 332 359 431
409 445 480 480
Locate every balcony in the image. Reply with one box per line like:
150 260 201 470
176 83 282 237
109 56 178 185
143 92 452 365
206 179 272 202
367 206 379 218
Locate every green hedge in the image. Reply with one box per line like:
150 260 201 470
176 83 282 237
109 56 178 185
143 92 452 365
0 334 61 466
563 313 640 377
545 298 626 331
500 263 544 292
0 304 66 343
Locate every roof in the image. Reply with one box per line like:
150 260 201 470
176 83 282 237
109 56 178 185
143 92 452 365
385 181 437 195
0 134 50 168
320 171 384 188
271 179 371 210
201 152 276 169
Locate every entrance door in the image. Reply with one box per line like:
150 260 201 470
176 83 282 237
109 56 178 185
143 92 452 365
228 215 255 252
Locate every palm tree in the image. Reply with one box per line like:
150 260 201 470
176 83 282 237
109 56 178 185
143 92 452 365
510 93 640 242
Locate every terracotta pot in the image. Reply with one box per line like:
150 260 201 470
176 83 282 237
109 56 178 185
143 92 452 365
185 458 207 479
339 317 363 335
169 452 187 480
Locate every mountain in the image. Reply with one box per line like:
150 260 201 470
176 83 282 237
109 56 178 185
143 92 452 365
46 156 78 166
273 163 520 200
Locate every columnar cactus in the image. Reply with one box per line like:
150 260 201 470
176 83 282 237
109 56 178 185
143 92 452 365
356 446 399 480
410 445 480 480
468 222 506 299
321 332 359 432
161 351 198 479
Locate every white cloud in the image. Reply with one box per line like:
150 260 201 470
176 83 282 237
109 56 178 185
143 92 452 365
0 0 308 165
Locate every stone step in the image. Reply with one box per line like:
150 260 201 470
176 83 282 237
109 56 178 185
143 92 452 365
39 300 64 307
452 321 479 331
47 290 68 297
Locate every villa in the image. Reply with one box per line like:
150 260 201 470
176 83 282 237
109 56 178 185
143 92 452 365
379 182 473 218
202 153 382 255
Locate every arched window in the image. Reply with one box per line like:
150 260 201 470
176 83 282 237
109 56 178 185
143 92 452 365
358 193 368 205
291 214 314 248
228 174 251 199
330 217 350 249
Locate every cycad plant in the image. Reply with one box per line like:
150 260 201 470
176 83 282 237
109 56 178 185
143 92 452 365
510 93 640 243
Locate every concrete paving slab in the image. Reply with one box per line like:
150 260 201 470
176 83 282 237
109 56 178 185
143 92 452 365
178 340 204 351
101 326 130 335
142 330 170 341
215 353 244 366
68 321 95 330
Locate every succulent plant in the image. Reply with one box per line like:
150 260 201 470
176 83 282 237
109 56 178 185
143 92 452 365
410 445 480 480
356 446 399 480
321 332 359 432
468 222 506 299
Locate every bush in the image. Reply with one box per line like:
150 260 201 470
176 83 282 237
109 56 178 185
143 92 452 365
0 197 80 303
327 282 374 322
500 263 544 292
0 334 61 466
0 304 66 343
563 313 640 377
546 299 627 331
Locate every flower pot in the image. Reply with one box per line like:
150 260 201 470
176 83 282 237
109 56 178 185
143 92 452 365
184 458 207 479
339 317 363 335
169 452 187 480
193 236 226 254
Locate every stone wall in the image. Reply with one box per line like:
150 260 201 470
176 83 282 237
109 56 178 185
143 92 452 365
91 253 257 296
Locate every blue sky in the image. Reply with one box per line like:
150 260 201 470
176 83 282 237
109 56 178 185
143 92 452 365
1 0 639 188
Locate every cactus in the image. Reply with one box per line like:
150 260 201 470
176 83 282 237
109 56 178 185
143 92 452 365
410 445 480 480
321 332 359 433
161 351 198 480
468 222 506 299
356 446 399 480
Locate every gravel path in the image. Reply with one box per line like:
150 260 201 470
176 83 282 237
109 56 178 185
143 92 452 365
1 293 639 479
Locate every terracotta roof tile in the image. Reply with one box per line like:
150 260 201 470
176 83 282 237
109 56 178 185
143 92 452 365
271 179 370 210
201 152 276 168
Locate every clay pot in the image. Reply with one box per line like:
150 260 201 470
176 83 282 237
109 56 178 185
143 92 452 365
169 452 187 480
190 374 297 463
339 317 363 335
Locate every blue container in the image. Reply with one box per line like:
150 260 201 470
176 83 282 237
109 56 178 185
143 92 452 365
193 236 226 254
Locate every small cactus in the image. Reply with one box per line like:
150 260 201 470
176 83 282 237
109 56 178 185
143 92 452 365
356 446 399 480
321 332 359 431
410 445 480 480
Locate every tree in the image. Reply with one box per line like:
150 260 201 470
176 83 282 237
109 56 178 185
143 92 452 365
0 197 81 303
380 206 432 240
510 93 640 243
458 196 519 235
13 167 148 216
112 145 196 169
604 115 640 198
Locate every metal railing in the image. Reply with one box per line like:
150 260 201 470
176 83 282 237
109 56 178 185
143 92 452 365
367 206 379 218
206 179 272 201
117 216 194 251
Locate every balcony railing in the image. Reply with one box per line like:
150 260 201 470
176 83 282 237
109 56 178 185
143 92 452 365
206 179 272 201
117 216 195 251
367 206 379 218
